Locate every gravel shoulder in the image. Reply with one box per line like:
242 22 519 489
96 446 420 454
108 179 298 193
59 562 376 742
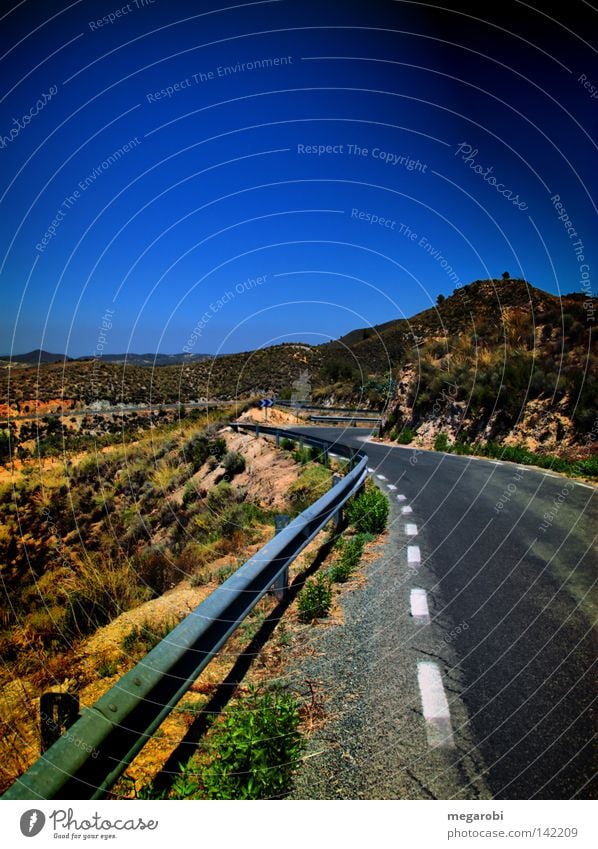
288 493 492 800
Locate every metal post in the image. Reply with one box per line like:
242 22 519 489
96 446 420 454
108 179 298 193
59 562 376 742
276 430 280 448
330 474 342 530
270 515 291 600
40 692 80 754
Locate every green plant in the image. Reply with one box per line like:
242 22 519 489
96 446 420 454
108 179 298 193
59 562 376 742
329 532 372 582
297 572 332 621
214 563 236 584
222 451 246 478
396 427 415 444
97 658 119 678
286 464 331 515
346 485 389 534
292 446 313 465
121 618 176 657
170 689 305 799
280 437 296 451
434 432 451 452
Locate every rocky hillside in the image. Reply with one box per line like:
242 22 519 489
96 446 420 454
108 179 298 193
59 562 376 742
380 279 597 458
2 278 596 457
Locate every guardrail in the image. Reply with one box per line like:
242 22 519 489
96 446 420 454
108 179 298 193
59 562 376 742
2 425 367 800
274 401 383 414
308 415 382 425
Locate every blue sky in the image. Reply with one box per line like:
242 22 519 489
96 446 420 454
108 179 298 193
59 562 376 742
1 0 596 356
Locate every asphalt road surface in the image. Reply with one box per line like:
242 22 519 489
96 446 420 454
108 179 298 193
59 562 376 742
289 427 597 800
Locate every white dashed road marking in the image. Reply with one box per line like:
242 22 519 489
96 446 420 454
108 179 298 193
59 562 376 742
405 523 418 536
397 494 407 501
367 467 375 473
376 474 387 481
407 545 421 564
416 662 455 749
387 484 397 490
401 505 413 514
410 588 430 621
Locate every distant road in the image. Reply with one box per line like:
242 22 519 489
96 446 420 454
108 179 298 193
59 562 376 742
2 400 231 423
291 426 597 799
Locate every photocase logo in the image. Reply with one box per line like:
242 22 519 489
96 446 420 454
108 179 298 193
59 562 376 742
19 810 46 837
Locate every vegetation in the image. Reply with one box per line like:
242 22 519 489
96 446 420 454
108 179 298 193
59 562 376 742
286 463 332 515
297 573 333 622
328 533 372 583
434 432 450 452
436 438 598 478
0 412 273 683
394 426 416 444
165 689 305 799
346 483 390 534
222 450 246 478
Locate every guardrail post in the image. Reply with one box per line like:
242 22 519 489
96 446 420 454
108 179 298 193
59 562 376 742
275 430 280 448
331 474 343 529
40 692 80 754
323 448 329 466
255 423 260 438
270 515 291 600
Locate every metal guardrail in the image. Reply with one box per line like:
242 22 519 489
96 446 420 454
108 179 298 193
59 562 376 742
275 401 383 414
3 425 367 801
308 415 382 424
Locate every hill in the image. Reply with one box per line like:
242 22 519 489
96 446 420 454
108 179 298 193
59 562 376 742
1 278 596 457
0 349 72 366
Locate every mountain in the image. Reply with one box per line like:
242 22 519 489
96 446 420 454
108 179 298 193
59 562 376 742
84 352 212 366
0 349 72 365
2 279 596 456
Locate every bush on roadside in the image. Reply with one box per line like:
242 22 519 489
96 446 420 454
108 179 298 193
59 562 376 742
169 689 305 799
297 572 332 621
434 432 451 452
396 427 416 445
346 485 389 534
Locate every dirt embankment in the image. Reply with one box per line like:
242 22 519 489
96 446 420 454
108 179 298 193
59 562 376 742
0 426 310 792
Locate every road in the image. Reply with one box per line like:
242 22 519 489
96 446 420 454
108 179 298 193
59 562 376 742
289 426 597 800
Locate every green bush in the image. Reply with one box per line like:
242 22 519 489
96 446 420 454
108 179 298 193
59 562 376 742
434 432 451 452
396 427 415 444
222 451 246 478
280 437 296 451
292 446 313 465
287 464 331 515
329 534 369 583
346 486 389 534
170 690 305 799
297 572 332 621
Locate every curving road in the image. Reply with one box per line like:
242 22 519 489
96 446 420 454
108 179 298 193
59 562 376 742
289 426 597 800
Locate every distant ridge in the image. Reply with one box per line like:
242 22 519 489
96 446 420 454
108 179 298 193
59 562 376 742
0 349 71 365
1 350 211 367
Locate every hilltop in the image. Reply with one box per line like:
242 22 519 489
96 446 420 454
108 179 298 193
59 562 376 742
1 278 596 458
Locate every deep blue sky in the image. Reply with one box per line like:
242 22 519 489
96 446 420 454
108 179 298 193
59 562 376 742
1 0 596 356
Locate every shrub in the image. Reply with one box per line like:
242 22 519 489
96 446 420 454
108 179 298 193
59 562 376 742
292 446 313 465
280 437 296 451
222 451 246 478
346 486 389 534
297 572 332 621
434 432 451 452
170 689 305 800
396 427 415 444
286 464 331 515
329 534 368 583
121 618 176 657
